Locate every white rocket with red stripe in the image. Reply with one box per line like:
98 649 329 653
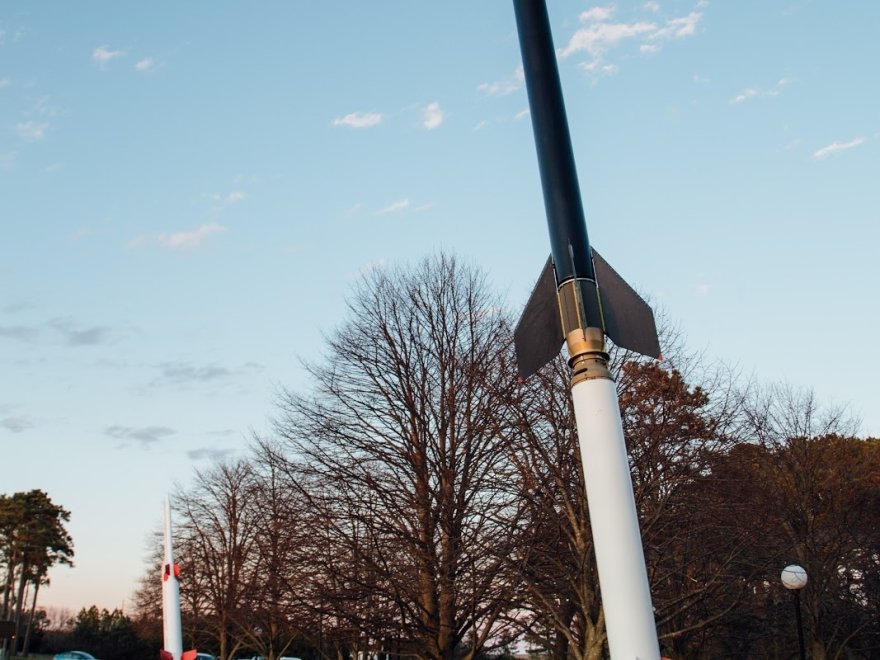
161 497 192 660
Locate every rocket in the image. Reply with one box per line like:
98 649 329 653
511 1 661 658
161 498 197 660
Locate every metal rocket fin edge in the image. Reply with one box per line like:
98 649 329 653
592 248 661 361
513 256 564 380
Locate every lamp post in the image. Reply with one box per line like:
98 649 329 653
781 564 808 660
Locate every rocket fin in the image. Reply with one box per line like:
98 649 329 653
514 251 661 381
592 248 661 359
514 256 564 380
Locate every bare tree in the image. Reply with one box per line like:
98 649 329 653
273 254 523 660
241 442 311 660
176 460 261 660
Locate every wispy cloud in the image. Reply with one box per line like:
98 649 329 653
92 45 125 67
812 137 865 160
1 25 25 45
730 88 759 104
561 14 656 59
1 416 35 433
154 223 226 249
730 77 794 104
207 191 246 206
2 302 34 314
134 57 156 72
188 447 236 461
160 363 232 382
422 102 444 130
580 7 615 22
581 61 619 76
373 198 434 216
106 425 175 448
651 12 701 39
332 112 383 128
49 319 112 346
16 121 48 141
1 316 115 347
376 199 410 215
697 283 712 296
129 227 225 249
0 77 11 88
560 5 703 78
152 360 263 386
477 67 524 96
0 325 38 342
31 96 63 119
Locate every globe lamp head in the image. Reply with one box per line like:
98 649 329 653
781 564 808 590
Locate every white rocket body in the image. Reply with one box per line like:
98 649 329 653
571 377 660 660
162 498 184 660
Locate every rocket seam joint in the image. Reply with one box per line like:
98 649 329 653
567 327 613 386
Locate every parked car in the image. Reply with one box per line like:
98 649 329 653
54 653 99 660
195 654 216 660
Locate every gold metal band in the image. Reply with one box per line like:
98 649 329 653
566 327 612 385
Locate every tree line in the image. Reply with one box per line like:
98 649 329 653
22 604 158 659
124 254 876 660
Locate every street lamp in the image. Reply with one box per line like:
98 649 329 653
781 564 808 660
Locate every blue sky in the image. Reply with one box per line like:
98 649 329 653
2 1 878 614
